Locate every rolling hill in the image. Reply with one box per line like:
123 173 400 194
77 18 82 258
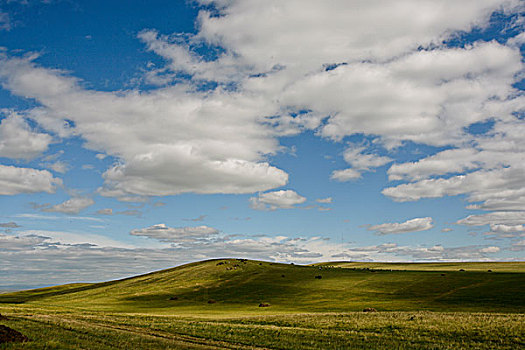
1 259 524 349
1 259 524 314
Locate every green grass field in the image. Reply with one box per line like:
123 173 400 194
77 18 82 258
1 259 524 349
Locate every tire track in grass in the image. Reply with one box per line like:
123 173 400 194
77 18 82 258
23 314 273 350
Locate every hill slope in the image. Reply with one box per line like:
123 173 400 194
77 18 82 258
1 259 524 314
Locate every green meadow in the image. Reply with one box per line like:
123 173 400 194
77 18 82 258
1 259 524 349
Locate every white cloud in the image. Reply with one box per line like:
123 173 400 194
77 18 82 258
0 56 288 199
458 212 525 239
18 230 133 248
47 161 69 174
195 0 520 72
368 217 434 235
316 197 332 204
0 11 11 31
14 213 103 222
383 164 525 203
0 111 52 160
332 146 392 180
479 246 500 253
330 168 361 182
96 208 113 215
388 148 481 182
0 1 523 208
250 190 306 210
343 146 392 171
0 0 522 247
130 223 219 243
40 196 95 214
483 223 525 239
0 222 20 228
457 211 525 227
0 164 61 195
281 42 522 146
317 207 331 212
489 224 525 233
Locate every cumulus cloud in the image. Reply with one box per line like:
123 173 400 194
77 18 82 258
1 1 522 203
0 55 288 200
46 161 69 174
343 146 392 171
457 211 525 227
40 196 95 214
383 165 525 203
368 217 434 235
0 0 522 243
194 0 520 72
250 190 306 210
130 223 219 243
0 111 52 160
479 246 500 253
458 212 525 239
490 224 525 233
330 168 362 182
0 164 62 195
388 148 480 182
332 146 392 180
484 224 525 239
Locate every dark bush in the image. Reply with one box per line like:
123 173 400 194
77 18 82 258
363 307 377 312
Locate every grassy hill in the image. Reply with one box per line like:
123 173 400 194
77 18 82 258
1 259 523 314
312 261 525 272
0 259 524 349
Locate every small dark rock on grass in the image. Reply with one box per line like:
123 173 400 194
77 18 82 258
169 296 178 300
259 303 270 307
0 325 29 344
315 275 322 279
207 299 216 304
363 307 377 312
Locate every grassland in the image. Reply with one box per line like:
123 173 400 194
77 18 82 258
1 259 524 349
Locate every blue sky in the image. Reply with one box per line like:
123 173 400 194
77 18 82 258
0 0 524 288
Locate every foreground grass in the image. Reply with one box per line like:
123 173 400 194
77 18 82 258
0 259 524 349
0 310 523 349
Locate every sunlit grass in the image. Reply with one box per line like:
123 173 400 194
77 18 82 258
0 259 524 349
